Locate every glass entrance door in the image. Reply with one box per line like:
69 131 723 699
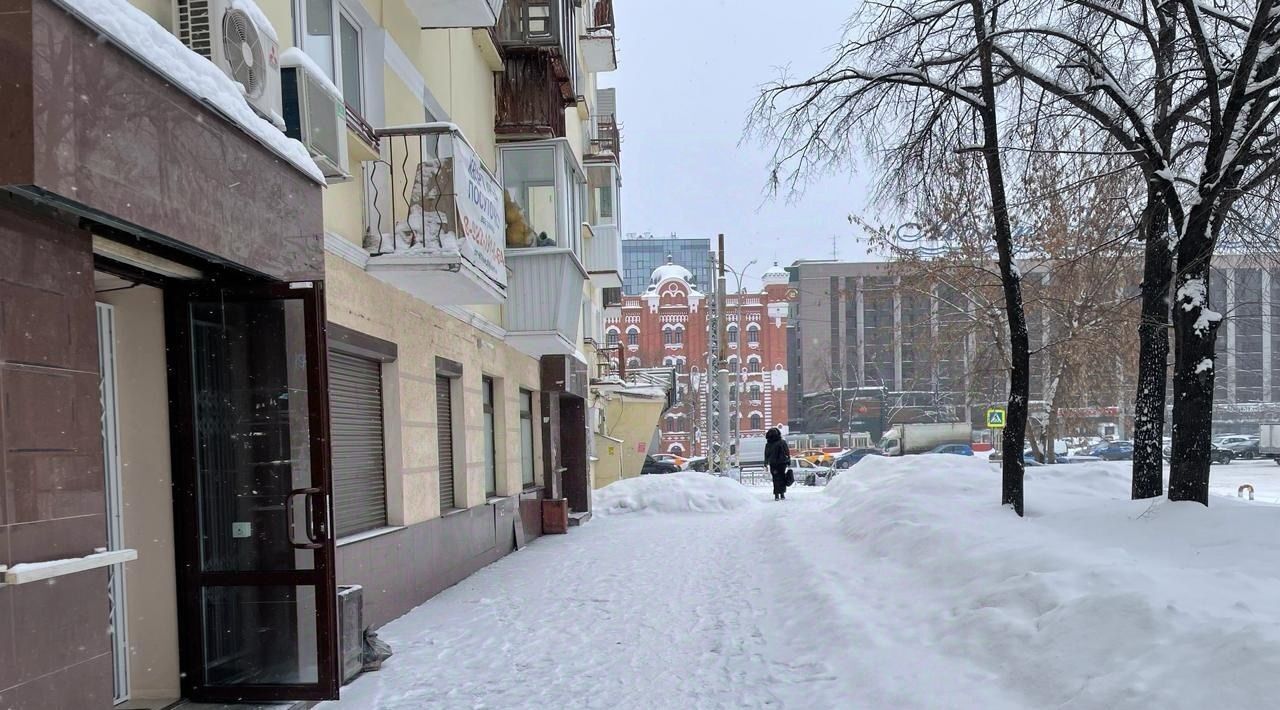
169 282 339 702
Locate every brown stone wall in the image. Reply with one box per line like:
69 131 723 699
0 200 112 708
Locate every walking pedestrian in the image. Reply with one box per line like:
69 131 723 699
765 427 790 500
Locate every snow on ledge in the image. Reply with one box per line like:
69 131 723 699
593 472 760 516
280 47 342 101
55 0 325 184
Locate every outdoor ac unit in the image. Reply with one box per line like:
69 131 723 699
174 0 283 125
281 63 352 181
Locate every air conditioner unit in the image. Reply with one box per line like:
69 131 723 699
281 62 352 181
174 0 283 126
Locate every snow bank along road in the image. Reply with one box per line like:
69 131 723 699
324 466 1280 709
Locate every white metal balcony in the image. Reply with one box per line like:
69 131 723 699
364 124 508 306
583 224 622 288
504 247 588 357
408 0 504 27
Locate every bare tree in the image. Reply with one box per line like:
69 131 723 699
991 0 1280 503
751 0 1034 514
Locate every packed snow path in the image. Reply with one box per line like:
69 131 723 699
324 486 1019 710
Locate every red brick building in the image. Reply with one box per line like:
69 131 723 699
605 259 790 456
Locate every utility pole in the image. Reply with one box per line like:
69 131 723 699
705 249 718 459
716 234 731 474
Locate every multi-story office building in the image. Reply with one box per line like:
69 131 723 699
788 256 1280 440
0 0 639 705
621 235 713 294
606 260 791 456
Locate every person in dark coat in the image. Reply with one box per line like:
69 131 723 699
764 427 790 500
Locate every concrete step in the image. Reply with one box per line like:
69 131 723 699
568 511 592 527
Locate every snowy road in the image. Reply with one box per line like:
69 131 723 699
323 485 1018 710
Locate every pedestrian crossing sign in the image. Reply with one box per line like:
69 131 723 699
986 407 1007 429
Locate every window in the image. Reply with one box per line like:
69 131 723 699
627 328 639 346
627 357 641 368
338 12 363 112
296 0 364 113
606 329 620 346
328 348 387 537
663 327 674 345
729 356 739 370
748 358 761 373
727 323 739 346
747 325 760 344
520 389 536 487
502 146 559 244
673 327 684 344
588 165 617 225
749 385 762 402
483 376 497 498
750 414 763 430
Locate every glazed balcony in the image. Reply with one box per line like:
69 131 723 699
496 0 579 100
363 124 508 305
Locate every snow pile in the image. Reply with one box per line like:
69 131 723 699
280 47 343 100
593 472 759 516
61 0 324 183
823 455 1280 708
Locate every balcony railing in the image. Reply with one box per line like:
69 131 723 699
497 0 578 98
587 113 620 161
496 53 569 138
362 124 508 305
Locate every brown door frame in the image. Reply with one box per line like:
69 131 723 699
164 280 340 702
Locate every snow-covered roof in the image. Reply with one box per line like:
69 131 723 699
58 0 325 184
761 261 789 285
648 256 696 290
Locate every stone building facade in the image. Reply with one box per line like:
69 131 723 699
606 260 791 456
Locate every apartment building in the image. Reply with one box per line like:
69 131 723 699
0 0 626 706
789 256 1280 440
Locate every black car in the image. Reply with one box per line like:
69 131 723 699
641 455 679 475
833 448 883 469
1210 444 1234 465
1089 441 1134 461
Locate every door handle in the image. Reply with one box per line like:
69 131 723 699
286 488 324 550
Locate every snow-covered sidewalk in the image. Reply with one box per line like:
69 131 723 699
324 464 1280 709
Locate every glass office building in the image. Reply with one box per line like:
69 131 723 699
621 236 713 294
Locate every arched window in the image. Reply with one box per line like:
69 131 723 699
626 326 640 346
727 323 739 346
749 384 762 402
627 357 641 368
728 356 739 370
747 323 760 344
750 414 762 430
662 325 674 345
669 444 685 456
673 325 685 344
605 327 620 347
748 356 762 373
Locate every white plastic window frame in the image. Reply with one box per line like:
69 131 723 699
293 0 384 123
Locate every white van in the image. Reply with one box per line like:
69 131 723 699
737 436 768 467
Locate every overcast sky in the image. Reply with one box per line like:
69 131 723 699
604 0 879 288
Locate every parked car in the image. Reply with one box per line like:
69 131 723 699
682 456 710 472
928 443 974 456
1215 434 1260 459
1089 440 1134 461
833 448 883 469
1206 443 1233 465
654 453 687 468
798 449 835 465
641 455 679 475
794 458 835 486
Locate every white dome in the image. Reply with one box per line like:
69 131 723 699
761 262 789 285
649 257 694 288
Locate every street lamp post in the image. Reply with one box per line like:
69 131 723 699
721 258 757 467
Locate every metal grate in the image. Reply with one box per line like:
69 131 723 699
437 375 456 510
175 0 214 60
328 350 387 538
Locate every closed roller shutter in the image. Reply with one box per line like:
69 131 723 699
329 350 387 537
437 374 456 510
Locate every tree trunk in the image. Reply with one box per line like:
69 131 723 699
972 0 1028 515
1168 209 1220 505
1132 196 1173 499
